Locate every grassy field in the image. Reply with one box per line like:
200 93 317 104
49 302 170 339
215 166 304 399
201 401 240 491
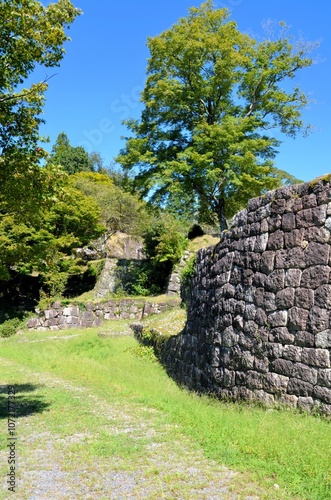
0 313 330 499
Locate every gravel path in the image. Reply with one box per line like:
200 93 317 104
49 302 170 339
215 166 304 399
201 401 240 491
0 356 263 500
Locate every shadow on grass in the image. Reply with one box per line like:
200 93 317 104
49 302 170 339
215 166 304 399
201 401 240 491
0 383 50 419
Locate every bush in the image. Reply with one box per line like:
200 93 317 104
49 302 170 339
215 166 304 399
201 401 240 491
0 318 21 338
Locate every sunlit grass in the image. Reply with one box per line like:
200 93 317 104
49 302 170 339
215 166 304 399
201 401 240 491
1 321 330 499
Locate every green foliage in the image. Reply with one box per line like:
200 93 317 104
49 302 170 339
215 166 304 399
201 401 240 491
0 318 21 338
117 0 313 230
48 132 91 174
112 261 164 297
138 326 172 359
0 0 81 214
70 171 149 237
143 212 188 265
180 255 196 303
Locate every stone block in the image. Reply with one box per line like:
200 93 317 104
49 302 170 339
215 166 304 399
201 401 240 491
288 307 309 331
315 330 331 348
304 242 330 266
282 345 302 362
307 307 330 333
292 363 318 385
265 269 285 293
267 215 282 232
271 358 293 377
246 371 263 389
315 285 331 309
268 310 288 328
44 309 58 320
264 343 284 361
262 372 288 394
313 385 331 404
285 269 302 287
267 230 284 250
294 330 315 347
282 213 296 231
297 397 314 412
276 288 295 309
317 369 331 388
280 247 308 269
302 348 330 368
284 229 305 248
302 193 317 209
304 226 330 243
269 327 295 345
27 318 40 329
287 378 313 397
294 288 314 310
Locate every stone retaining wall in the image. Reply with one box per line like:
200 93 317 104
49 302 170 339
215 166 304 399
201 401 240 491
27 298 180 331
163 177 331 415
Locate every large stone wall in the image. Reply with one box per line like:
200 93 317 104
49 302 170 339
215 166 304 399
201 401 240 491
163 177 331 415
27 298 180 331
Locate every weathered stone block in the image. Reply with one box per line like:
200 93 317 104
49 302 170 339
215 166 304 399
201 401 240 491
302 348 330 368
284 229 305 249
282 345 302 362
308 307 330 333
246 371 263 389
304 242 330 266
265 269 285 292
294 288 314 310
269 327 295 345
271 358 293 377
287 378 313 397
263 372 288 394
288 307 309 331
315 330 331 348
260 251 275 274
267 215 282 232
282 213 296 231
317 369 331 388
264 292 277 312
313 385 331 404
285 269 302 287
294 331 315 347
292 363 318 385
279 247 307 269
255 233 269 252
267 230 284 250
268 310 288 328
315 284 331 309
304 226 330 243
276 288 295 309
270 198 286 215
302 193 317 209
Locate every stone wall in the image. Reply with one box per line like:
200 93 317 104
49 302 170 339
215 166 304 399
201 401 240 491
27 298 180 331
163 177 331 415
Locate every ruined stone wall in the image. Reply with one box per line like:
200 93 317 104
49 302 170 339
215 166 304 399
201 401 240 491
27 298 180 331
163 177 331 414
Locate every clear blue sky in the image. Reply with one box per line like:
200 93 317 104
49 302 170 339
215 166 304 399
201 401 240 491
38 0 331 182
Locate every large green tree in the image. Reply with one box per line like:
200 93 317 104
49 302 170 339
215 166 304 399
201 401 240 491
0 0 80 215
117 1 315 231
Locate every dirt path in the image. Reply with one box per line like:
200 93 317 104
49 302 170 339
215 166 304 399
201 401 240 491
0 355 262 499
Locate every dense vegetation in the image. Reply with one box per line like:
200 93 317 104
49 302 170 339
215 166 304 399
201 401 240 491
0 1 315 328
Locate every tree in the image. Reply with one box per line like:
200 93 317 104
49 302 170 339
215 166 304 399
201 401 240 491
48 132 90 174
117 1 315 231
0 0 81 216
70 171 150 237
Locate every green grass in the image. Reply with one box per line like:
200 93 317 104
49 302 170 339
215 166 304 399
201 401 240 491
1 321 330 499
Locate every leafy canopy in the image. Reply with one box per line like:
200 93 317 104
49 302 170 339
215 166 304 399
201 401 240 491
0 0 81 215
117 0 315 230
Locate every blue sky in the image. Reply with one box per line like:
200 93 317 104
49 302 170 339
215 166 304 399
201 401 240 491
38 0 331 182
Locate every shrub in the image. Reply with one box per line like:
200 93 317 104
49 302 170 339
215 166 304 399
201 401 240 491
0 318 21 338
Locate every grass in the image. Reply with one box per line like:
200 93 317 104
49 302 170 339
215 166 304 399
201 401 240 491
0 315 330 499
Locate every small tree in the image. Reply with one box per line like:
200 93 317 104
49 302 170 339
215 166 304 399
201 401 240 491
117 1 316 231
48 132 91 174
